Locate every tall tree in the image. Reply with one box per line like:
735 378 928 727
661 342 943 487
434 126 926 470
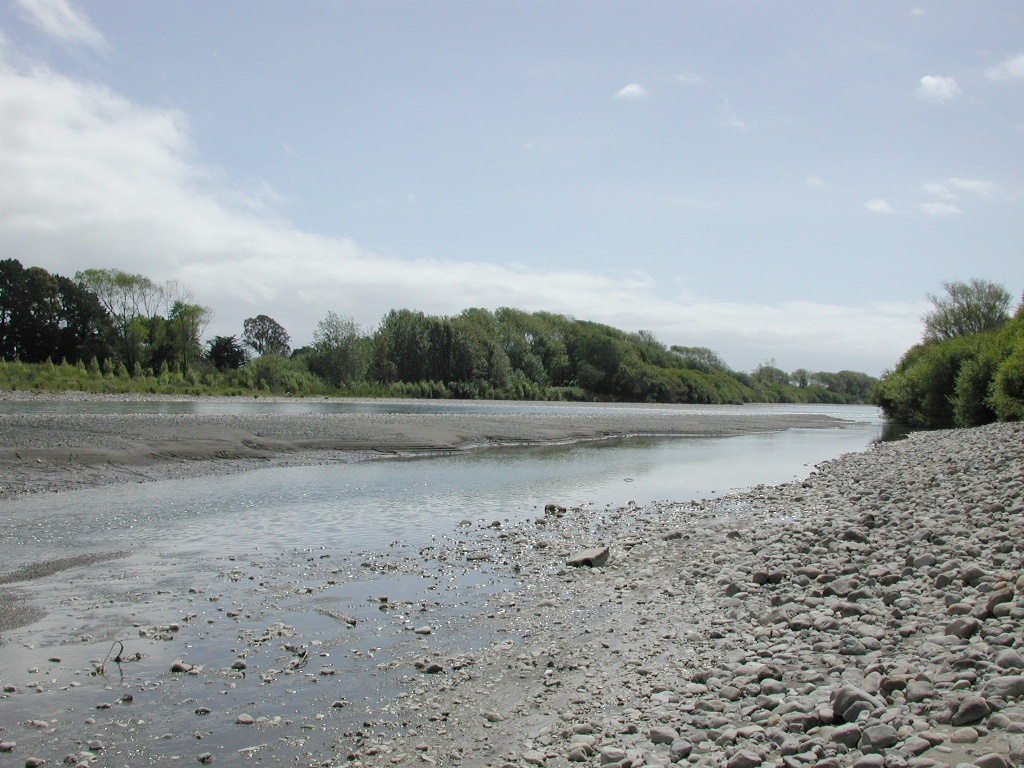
923 278 1012 342
167 301 212 373
1 260 108 363
76 268 167 368
307 311 365 386
243 314 291 357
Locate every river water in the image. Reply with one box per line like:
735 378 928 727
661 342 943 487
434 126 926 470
0 401 887 764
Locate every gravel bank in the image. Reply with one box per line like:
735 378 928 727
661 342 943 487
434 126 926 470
343 421 1024 768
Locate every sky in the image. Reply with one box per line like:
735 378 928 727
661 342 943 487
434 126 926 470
1 1 1022 376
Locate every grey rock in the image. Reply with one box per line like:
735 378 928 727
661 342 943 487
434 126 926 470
858 724 899 753
852 754 886 768
951 695 991 726
671 739 694 761
906 680 937 702
599 747 627 764
985 588 1015 616
567 547 610 568
831 685 884 723
946 617 981 640
996 649 1024 669
727 749 762 768
973 754 1008 768
982 676 1024 700
650 726 680 744
1008 735 1024 766
900 735 933 756
830 723 862 748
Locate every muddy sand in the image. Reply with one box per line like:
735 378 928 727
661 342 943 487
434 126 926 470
2 396 1023 768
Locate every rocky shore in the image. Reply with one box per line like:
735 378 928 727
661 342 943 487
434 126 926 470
345 420 1024 768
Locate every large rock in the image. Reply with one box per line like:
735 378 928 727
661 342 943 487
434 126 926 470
831 685 884 723
951 695 991 726
567 547 610 568
983 675 1024 700
858 724 899 753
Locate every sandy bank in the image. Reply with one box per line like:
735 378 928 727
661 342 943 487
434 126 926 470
0 396 843 498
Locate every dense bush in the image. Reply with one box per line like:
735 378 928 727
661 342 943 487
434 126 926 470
874 313 1024 428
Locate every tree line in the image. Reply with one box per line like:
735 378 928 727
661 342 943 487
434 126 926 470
0 259 877 403
873 278 1024 427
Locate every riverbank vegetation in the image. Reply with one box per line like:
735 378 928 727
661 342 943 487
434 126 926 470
874 279 1024 427
1 259 876 403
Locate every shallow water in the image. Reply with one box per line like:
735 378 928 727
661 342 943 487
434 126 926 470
0 403 885 764
2 406 883 568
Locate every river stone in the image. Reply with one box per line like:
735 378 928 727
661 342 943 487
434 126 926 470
859 724 899 752
952 695 991 726
830 723 862 748
599 747 627 764
852 756 885 768
906 680 937 702
996 649 1024 669
982 676 1024 700
649 726 679 744
671 738 694 761
900 735 934 756
950 727 980 743
946 617 981 640
831 685 884 723
986 588 1015 616
727 749 762 768
567 547 610 568
236 713 255 725
973 754 1009 768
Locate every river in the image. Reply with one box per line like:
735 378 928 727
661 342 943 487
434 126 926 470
0 401 887 764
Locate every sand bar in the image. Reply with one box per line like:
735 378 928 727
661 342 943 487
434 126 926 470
0 394 845 498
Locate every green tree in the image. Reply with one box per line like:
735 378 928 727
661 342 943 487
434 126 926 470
243 314 291 357
76 268 167 368
167 301 211 373
307 311 365 387
923 278 1012 342
1 260 108 363
206 335 249 371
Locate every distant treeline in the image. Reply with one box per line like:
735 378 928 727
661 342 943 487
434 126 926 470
0 259 876 403
873 279 1024 427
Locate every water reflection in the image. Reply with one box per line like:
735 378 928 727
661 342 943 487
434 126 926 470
1 416 882 571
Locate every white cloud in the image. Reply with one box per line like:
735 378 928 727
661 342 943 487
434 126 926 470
0 54 918 375
805 175 829 189
16 0 106 50
948 177 1000 198
922 177 1000 204
613 83 647 99
916 75 962 103
919 202 962 217
986 52 1024 82
865 199 894 215
676 72 705 85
